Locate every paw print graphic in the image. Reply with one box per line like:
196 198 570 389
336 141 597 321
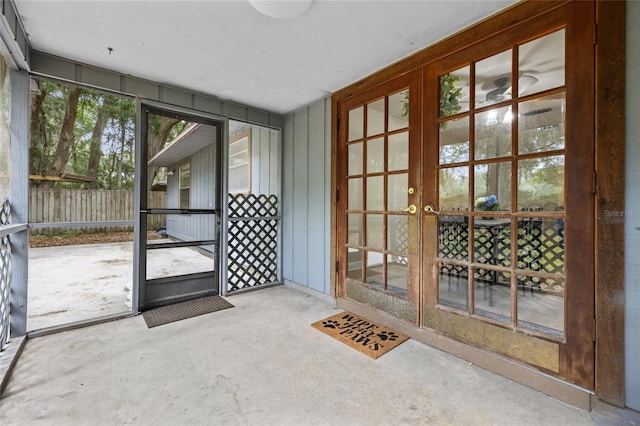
322 319 340 329
376 331 399 341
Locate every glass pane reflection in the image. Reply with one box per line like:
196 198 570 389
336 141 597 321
476 49 512 108
388 132 409 171
366 214 384 250
388 214 408 253
475 106 512 160
387 254 408 297
517 155 564 211
439 117 469 164
518 275 564 336
518 30 565 97
348 178 362 210
440 66 469 117
366 176 384 211
439 166 469 212
348 142 363 176
474 162 511 212
519 93 565 154
474 270 511 323
348 106 364 141
387 173 408 211
367 98 385 136
438 262 468 310
367 137 384 173
517 217 564 275
388 89 409 131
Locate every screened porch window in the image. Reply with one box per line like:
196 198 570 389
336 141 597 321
229 129 251 193
179 161 191 208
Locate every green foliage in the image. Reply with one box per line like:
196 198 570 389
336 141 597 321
439 73 463 126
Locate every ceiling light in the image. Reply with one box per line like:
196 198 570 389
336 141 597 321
249 0 314 19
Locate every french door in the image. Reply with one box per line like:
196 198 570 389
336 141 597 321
337 2 594 388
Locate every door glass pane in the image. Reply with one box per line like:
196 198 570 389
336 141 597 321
366 214 384 250
439 166 469 212
387 254 408 297
440 116 469 164
347 248 363 281
518 30 565 97
388 89 409 131
439 216 469 261
348 106 364 141
440 65 470 117
388 214 408 253
348 142 363 176
474 162 511 212
518 276 564 337
438 262 468 310
474 270 511 324
366 176 384 211
519 92 565 154
348 214 363 246
387 173 408 211
517 218 564 275
367 137 384 173
367 98 385 136
517 155 564 211
475 106 512 160
388 132 409 171
473 220 510 266
348 178 362 210
365 251 384 285
476 49 512 108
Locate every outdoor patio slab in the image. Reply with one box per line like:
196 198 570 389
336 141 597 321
1 285 603 425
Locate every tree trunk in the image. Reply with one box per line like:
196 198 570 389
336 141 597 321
146 116 181 190
42 87 82 188
29 84 47 176
86 104 108 188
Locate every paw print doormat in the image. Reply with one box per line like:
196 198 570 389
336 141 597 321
311 312 409 359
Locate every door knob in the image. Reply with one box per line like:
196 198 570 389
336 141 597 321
398 204 417 214
424 205 440 215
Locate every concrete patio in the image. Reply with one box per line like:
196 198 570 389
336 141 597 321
0 285 609 425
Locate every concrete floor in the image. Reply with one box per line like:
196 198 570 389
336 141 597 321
0 285 603 426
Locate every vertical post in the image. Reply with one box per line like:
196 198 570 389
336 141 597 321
9 70 30 337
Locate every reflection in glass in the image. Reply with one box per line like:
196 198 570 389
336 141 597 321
347 248 363 281
348 214 363 246
518 275 564 336
366 176 384 211
476 49 512 108
367 137 384 173
348 178 362 210
387 173 408 211
519 93 565 154
388 89 409 131
388 215 408 253
517 217 564 275
474 162 511 211
388 132 409 171
438 262 468 310
439 166 469 211
474 270 511 323
366 214 384 250
475 106 512 160
439 116 469 164
518 30 565 97
440 66 469 117
348 106 364 141
367 98 385 136
473 220 511 265
438 215 469 261
387 254 408 297
348 142 363 176
517 155 564 211
365 251 385 286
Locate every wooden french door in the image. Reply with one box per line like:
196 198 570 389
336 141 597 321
336 70 422 323
337 2 594 388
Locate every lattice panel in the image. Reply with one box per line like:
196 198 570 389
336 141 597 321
439 218 469 278
229 193 278 218
227 194 279 292
394 217 408 265
0 199 11 351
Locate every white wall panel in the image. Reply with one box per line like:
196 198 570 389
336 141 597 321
625 0 640 412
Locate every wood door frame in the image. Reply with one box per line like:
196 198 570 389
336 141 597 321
331 0 626 406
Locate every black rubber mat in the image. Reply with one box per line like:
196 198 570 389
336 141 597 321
142 295 234 328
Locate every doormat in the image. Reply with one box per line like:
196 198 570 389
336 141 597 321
311 311 409 359
142 295 234 328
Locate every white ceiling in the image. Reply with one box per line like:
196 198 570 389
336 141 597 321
15 0 518 115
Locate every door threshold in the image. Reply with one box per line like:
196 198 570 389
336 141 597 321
27 311 137 339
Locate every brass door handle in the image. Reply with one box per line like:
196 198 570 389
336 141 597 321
424 205 440 215
398 204 418 214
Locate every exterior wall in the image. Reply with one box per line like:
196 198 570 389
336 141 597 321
625 0 640 412
282 98 332 295
166 143 217 246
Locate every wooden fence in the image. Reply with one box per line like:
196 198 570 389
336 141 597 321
29 188 166 234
